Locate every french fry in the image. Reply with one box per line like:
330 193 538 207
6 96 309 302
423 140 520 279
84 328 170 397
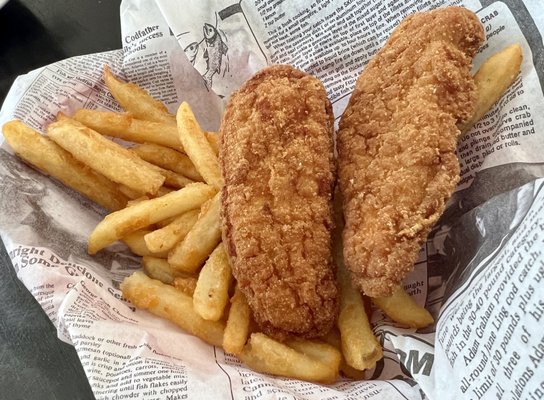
88 183 216 254
239 333 338 384
2 120 128 211
158 168 195 190
121 271 224 346
144 209 200 253
119 185 146 200
223 284 251 355
193 243 232 321
47 117 165 195
156 186 174 197
142 256 177 284
337 263 383 371
103 65 176 124
459 44 522 134
73 109 181 150
372 286 434 329
321 329 366 380
176 103 223 189
122 230 168 258
285 338 341 380
168 192 222 273
131 143 203 181
205 131 219 156
173 276 198 296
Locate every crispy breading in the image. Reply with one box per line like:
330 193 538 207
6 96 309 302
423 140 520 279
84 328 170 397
220 65 338 340
337 7 484 297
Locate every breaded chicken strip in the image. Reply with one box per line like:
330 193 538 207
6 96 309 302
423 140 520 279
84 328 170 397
220 65 338 339
337 7 484 297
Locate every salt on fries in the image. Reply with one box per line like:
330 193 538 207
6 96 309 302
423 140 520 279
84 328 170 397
1 45 521 383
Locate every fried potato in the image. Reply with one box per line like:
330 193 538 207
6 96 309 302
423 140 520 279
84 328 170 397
193 243 232 321
205 131 219 156
131 143 203 181
144 209 199 253
173 276 198 296
459 44 522 134
73 109 181 150
337 262 383 371
156 168 195 190
123 230 168 258
285 338 341 379
47 117 165 195
223 284 251 355
176 103 223 189
239 333 338 384
320 329 366 380
372 286 434 328
121 271 224 346
168 192 222 273
2 120 128 211
103 65 176 124
88 183 216 254
142 256 177 284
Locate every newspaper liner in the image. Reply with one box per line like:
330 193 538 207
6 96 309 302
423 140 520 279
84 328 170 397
0 0 543 399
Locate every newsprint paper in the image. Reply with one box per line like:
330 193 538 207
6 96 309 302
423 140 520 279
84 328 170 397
0 0 543 399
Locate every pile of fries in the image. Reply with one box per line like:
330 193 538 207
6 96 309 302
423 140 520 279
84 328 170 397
1 43 521 384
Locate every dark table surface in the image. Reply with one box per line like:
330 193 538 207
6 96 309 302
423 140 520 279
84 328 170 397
0 1 122 398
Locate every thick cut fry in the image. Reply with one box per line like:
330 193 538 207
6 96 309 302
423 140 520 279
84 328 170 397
459 44 522 133
372 286 434 328
176 103 223 189
156 186 174 197
321 329 366 380
168 193 222 273
121 272 224 346
88 183 216 254
123 230 168 258
205 132 219 156
2 120 128 211
131 143 203 181
285 339 341 379
173 276 198 296
337 263 383 371
158 168 195 190
119 185 146 200
238 333 338 384
142 256 177 284
193 243 232 321
73 109 181 150
223 285 251 355
103 65 176 124
47 117 165 195
144 209 199 253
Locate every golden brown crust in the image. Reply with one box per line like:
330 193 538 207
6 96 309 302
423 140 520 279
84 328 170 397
337 7 484 297
220 65 338 340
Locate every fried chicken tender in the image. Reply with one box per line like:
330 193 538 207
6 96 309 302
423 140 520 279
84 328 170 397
337 7 484 297
220 65 338 340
